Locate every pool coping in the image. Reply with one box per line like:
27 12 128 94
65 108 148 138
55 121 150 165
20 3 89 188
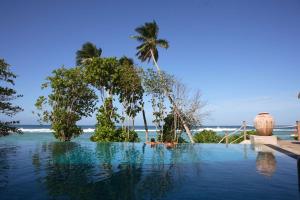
265 144 300 160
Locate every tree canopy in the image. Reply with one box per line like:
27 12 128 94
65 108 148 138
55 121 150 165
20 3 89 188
35 66 97 141
76 42 102 66
83 56 142 142
0 59 23 136
132 20 169 63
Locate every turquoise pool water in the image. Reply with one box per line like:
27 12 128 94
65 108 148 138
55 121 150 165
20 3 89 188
0 133 299 199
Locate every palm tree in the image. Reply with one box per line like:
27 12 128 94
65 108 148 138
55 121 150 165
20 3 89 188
76 42 102 65
132 21 195 143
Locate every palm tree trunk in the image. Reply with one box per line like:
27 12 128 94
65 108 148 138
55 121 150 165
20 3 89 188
142 104 149 142
150 49 195 143
174 108 177 141
132 117 135 130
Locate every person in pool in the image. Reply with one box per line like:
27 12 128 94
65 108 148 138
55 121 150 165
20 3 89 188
150 138 156 148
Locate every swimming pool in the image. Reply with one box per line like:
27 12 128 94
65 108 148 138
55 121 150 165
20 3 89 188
0 135 299 199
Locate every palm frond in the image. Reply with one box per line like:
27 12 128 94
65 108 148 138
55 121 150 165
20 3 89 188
130 35 146 42
157 39 169 49
76 42 102 65
132 21 167 63
119 56 134 66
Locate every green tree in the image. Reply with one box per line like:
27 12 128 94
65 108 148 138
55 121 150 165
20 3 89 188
117 57 144 130
142 68 174 141
0 59 23 136
162 111 186 143
117 57 149 141
84 57 119 99
76 42 102 65
35 67 97 141
83 57 120 138
132 21 195 143
83 56 140 142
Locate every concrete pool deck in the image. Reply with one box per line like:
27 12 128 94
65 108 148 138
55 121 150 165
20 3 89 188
266 140 300 159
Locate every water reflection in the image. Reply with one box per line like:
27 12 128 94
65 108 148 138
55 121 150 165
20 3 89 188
256 152 276 176
43 142 96 199
0 146 18 189
0 142 298 199
29 143 203 199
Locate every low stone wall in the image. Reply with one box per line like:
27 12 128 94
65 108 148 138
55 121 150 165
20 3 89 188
250 135 278 145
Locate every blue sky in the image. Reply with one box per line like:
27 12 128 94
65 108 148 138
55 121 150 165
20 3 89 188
1 0 300 125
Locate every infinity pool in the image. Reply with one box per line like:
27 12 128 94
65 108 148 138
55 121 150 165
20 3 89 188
0 135 299 199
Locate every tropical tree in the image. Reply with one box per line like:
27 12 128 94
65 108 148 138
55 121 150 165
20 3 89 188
132 21 195 143
83 56 140 142
117 57 144 130
35 67 97 141
84 57 119 100
0 59 23 136
142 68 174 141
83 57 120 137
76 42 102 65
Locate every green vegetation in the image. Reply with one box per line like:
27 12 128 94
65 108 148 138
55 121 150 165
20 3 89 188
161 112 186 143
142 68 175 141
132 21 195 143
36 43 144 142
35 67 97 141
0 58 23 136
76 42 102 65
193 130 222 143
228 130 257 143
34 21 206 142
193 130 257 144
82 56 143 142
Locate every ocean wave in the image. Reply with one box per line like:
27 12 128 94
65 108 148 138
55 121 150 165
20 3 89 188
194 128 238 132
83 128 95 133
18 128 249 133
20 128 54 133
135 129 159 132
19 128 97 133
18 127 296 133
273 129 295 132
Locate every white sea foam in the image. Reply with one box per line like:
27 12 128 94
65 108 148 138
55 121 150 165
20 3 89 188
274 129 295 132
135 129 158 132
83 128 95 133
19 128 96 133
19 127 295 133
20 128 54 133
194 128 238 132
20 128 158 133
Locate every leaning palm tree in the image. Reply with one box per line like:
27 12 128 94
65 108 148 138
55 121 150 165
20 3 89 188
76 42 102 65
132 21 195 143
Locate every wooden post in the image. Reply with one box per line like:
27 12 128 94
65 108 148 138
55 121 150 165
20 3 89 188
243 121 247 141
225 132 229 145
296 121 300 141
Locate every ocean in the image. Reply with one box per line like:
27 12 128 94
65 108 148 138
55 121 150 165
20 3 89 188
13 125 295 142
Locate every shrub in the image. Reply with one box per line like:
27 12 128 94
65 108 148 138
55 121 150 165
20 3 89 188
193 130 222 143
90 128 139 142
228 130 257 144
